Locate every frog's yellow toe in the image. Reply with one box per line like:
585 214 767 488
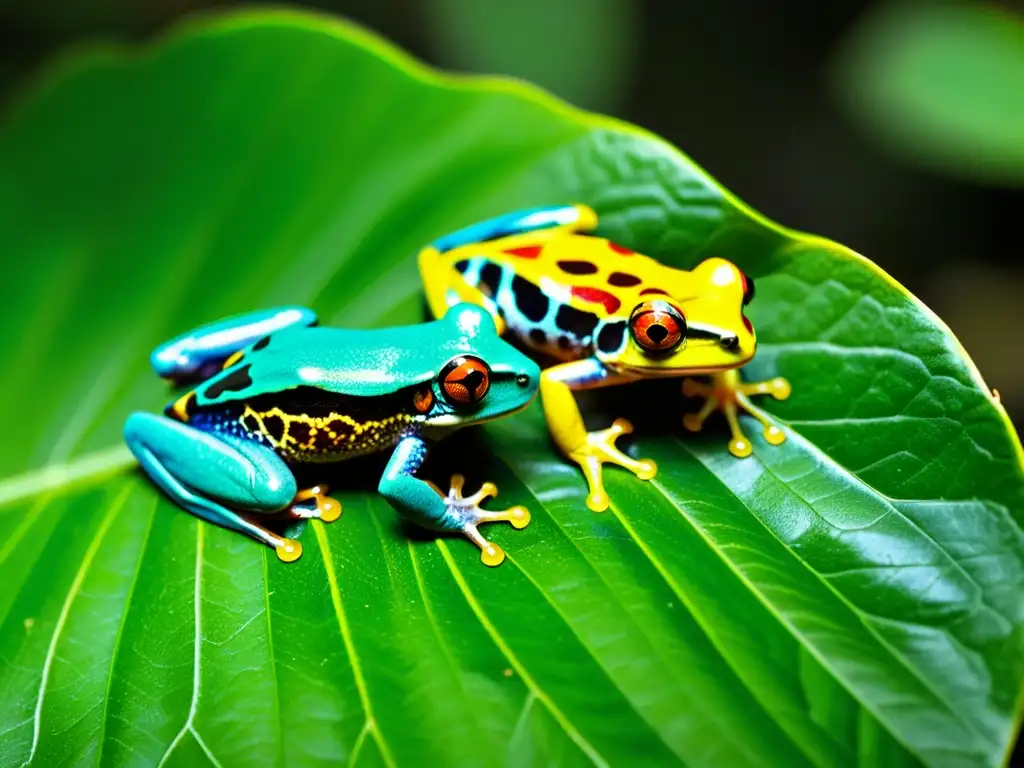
276 538 302 562
763 425 786 446
480 541 506 567
635 458 658 480
682 414 704 432
770 378 792 400
507 505 531 529
586 490 610 513
319 496 343 522
728 437 753 458
610 417 634 435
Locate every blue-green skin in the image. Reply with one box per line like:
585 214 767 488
124 303 540 557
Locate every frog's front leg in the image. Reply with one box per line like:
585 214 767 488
151 305 318 383
419 245 508 333
378 435 530 566
682 369 791 457
124 412 340 562
540 359 657 512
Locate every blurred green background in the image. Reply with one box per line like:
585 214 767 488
2 0 1021 423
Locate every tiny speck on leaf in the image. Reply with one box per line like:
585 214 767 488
503 668 513 677
24 618 34 631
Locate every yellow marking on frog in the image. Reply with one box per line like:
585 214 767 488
241 405 418 462
171 391 194 422
222 350 244 370
431 204 705 319
428 204 757 372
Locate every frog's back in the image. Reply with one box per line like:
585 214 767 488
198 325 441 401
177 324 441 463
438 227 695 360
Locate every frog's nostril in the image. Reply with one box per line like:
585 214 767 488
516 373 531 387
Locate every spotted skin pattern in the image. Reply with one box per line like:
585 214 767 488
182 384 429 463
420 204 792 512
452 231 694 363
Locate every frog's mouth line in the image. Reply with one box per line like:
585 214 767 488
422 393 536 430
685 320 740 351
616 359 747 378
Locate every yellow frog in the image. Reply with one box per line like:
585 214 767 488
418 204 790 511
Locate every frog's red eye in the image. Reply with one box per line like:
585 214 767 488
629 301 686 353
439 356 491 406
741 272 755 306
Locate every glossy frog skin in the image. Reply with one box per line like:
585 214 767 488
419 204 790 511
124 303 540 565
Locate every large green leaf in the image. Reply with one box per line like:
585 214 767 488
0 9 1022 767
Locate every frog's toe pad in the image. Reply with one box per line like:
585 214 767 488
728 437 753 458
609 418 634 436
276 538 303 562
763 425 786 446
290 487 343 523
319 496 343 522
480 541 506 567
507 505 530 530
635 458 657 480
586 491 610 513
682 414 704 433
770 378 792 400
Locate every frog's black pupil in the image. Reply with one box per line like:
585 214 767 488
647 324 669 344
461 370 485 399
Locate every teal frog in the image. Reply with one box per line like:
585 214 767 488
124 304 540 565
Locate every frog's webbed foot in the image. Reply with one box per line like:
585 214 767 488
288 484 342 523
442 474 530 567
569 419 657 513
682 372 791 457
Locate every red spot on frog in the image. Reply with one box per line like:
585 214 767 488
608 242 634 255
571 286 621 314
639 287 670 297
504 245 543 259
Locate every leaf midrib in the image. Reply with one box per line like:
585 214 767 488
20 483 130 767
434 540 609 768
313 521 398 768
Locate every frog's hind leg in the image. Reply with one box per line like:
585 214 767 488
418 244 507 331
419 204 599 327
151 305 318 384
125 412 308 561
430 204 597 254
682 370 791 457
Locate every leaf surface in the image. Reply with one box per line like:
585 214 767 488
0 10 1021 768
